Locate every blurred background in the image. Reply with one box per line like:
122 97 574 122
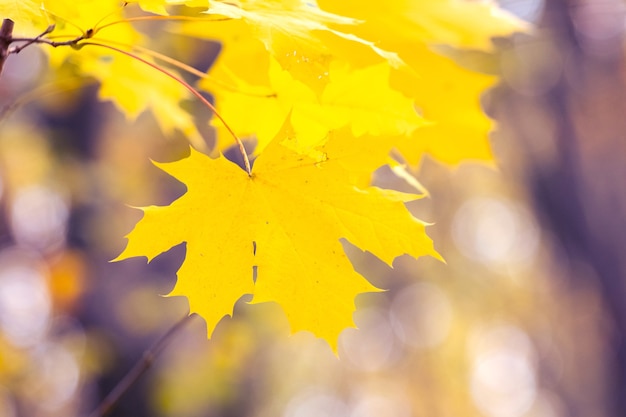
2 0 626 416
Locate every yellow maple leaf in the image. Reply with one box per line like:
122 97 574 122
180 0 525 166
316 0 527 166
115 124 438 348
127 0 210 14
391 44 496 165
133 0 170 15
38 0 142 71
317 0 527 52
179 2 399 99
77 51 204 147
0 1 205 147
204 57 423 153
177 0 409 151
0 0 48 36
41 0 136 37
25 1 206 147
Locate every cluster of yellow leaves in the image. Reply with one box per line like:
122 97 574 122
317 0 524 164
1 0 525 347
2 0 205 145
178 0 526 162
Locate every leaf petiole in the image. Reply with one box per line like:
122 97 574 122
94 14 232 33
0 20 252 174
96 38 277 98
80 40 252 175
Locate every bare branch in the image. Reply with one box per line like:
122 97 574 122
87 313 197 417
0 19 15 77
8 24 56 55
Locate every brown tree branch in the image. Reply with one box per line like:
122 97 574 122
0 19 14 77
87 313 198 417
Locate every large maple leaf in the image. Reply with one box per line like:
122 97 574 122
116 124 439 348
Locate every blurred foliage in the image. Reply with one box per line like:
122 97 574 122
2 1 626 417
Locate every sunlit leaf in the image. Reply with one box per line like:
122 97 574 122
116 123 438 348
77 51 204 146
317 0 528 51
0 0 47 35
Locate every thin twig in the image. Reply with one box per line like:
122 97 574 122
0 77 91 125
3 30 253 173
99 38 277 98
8 33 87 53
1 17 255 173
8 24 56 55
87 313 197 417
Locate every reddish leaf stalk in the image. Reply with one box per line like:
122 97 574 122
98 38 277 98
95 15 231 32
81 40 253 175
1 20 252 174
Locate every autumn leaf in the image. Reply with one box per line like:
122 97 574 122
0 1 205 144
115 123 438 348
2 0 524 167
317 0 528 52
177 0 408 151
203 57 423 153
316 0 527 166
15 1 206 147
391 44 497 166
128 0 210 15
202 0 401 69
0 0 47 36
133 0 171 15
178 0 525 166
76 50 205 148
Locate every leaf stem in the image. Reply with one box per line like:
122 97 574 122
1 22 254 173
87 313 197 417
81 40 252 175
95 15 231 33
91 2 130 33
98 38 277 98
